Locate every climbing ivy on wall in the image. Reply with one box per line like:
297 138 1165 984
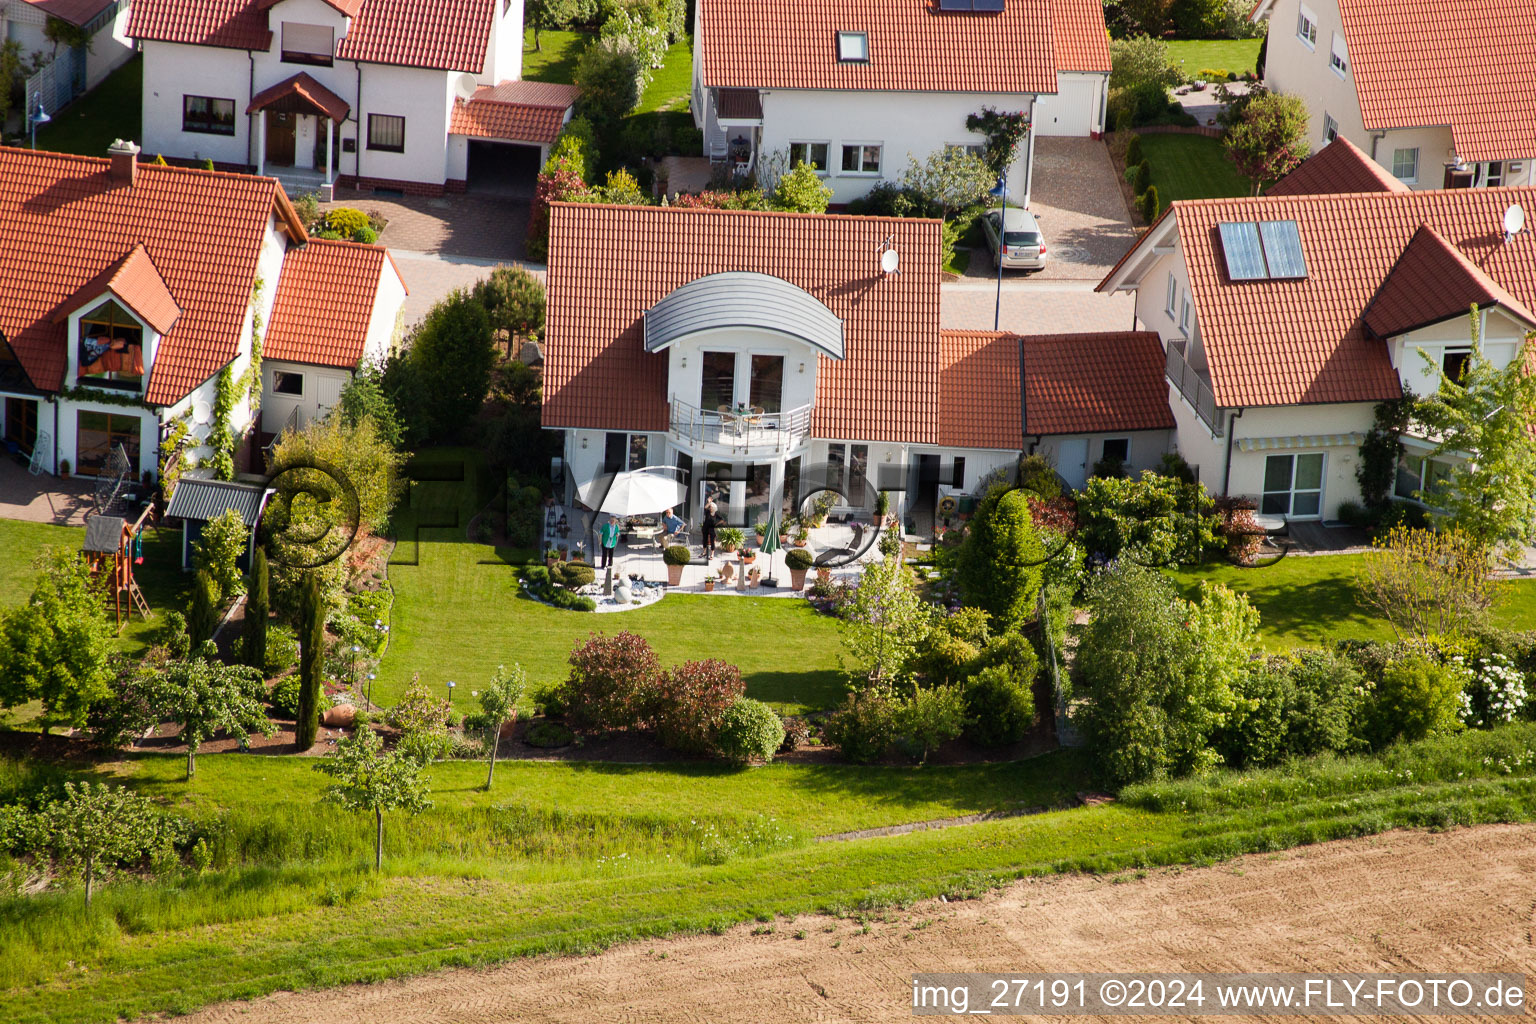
207 367 238 481
238 276 265 412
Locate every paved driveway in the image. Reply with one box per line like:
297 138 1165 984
961 136 1139 283
942 279 1136 334
321 189 529 262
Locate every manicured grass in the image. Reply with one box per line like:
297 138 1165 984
637 37 694 114
1168 553 1536 650
523 28 589 84
33 56 142 158
1135 131 1250 203
6 724 1536 1024
380 449 847 715
1163 38 1264 78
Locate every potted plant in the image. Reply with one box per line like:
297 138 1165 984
753 520 768 542
544 546 559 567
703 573 717 592
58 458 70 479
785 547 815 591
717 527 744 554
874 489 891 527
791 514 810 547
808 491 834 528
557 543 569 560
740 546 756 564
662 544 691 586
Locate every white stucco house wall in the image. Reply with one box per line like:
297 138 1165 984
1098 140 1536 521
0 142 404 486
1253 0 1536 191
691 0 1110 207
127 0 577 196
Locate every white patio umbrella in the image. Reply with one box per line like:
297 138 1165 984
595 466 689 517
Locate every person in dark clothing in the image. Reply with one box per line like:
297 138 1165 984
700 501 719 558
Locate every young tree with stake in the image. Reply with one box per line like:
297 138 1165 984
39 782 162 908
474 663 527 789
316 725 432 872
142 641 274 778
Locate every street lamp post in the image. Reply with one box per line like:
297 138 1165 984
447 679 456 706
366 673 376 711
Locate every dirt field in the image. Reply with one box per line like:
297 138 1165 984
166 824 1536 1023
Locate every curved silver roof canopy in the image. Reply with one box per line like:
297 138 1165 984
643 272 844 359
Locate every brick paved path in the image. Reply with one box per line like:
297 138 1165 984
322 190 529 262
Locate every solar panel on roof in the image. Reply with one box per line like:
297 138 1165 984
1217 222 1268 281
936 0 1005 10
1258 220 1307 278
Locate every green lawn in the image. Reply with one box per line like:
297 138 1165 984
1135 131 1250 203
638 38 694 114
1163 38 1264 78
523 28 589 84
379 450 847 715
1168 553 1536 650
33 56 142 157
6 723 1536 1024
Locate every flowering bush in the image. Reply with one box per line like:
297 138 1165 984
564 630 661 733
1459 654 1528 727
651 658 744 754
525 158 590 261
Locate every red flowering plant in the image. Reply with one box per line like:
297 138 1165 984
563 630 661 734
650 658 745 754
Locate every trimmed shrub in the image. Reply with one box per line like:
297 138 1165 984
1362 654 1465 749
1124 133 1144 167
1139 185 1160 222
663 545 692 566
552 560 595 590
564 630 661 733
1132 159 1151 194
825 690 898 763
963 664 1036 747
714 697 784 765
352 226 379 245
651 658 744 754
324 208 371 237
521 566 597 611
475 265 547 339
784 548 814 571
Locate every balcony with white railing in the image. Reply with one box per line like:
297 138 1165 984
1165 339 1223 437
669 398 814 457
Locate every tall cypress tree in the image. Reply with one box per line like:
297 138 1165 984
244 546 269 674
295 573 324 750
187 569 220 647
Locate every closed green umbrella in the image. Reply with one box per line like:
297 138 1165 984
760 509 782 586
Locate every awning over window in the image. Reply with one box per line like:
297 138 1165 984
643 272 844 359
1237 432 1365 452
247 72 350 123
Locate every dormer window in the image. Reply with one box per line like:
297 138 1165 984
836 32 868 62
282 23 334 66
78 300 145 390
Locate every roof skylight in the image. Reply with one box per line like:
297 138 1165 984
836 31 869 62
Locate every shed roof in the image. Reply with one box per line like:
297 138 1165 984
165 477 269 526
83 515 126 553
643 272 846 360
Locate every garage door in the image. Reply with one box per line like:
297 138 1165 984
467 140 542 197
1034 74 1102 137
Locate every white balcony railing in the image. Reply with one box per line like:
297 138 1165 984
669 398 813 455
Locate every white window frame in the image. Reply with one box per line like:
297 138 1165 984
836 31 868 63
1392 146 1419 183
1262 452 1325 520
1329 33 1348 76
1296 5 1318 49
839 142 882 176
1322 113 1338 144
1481 161 1505 188
272 370 304 396
788 140 830 174
1179 295 1192 336
1165 273 1178 318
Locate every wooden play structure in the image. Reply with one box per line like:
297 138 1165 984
82 506 153 632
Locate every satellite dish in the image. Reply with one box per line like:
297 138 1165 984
454 73 478 102
1504 203 1526 240
880 248 900 274
192 398 212 425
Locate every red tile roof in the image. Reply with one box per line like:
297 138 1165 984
1267 137 1408 197
1050 0 1110 72
1337 0 1536 163
1103 185 1536 408
1022 331 1174 434
336 0 494 72
55 244 182 337
265 240 400 368
0 147 297 406
544 204 943 443
449 81 579 144
938 331 1020 448
1363 225 1536 339
698 0 1065 94
128 0 271 51
131 0 495 71
247 73 351 122
22 0 117 26
257 0 363 16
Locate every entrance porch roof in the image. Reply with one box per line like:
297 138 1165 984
643 272 844 359
247 73 350 123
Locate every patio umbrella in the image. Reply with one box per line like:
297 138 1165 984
596 466 688 517
759 509 782 586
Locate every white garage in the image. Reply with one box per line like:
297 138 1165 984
1032 72 1108 137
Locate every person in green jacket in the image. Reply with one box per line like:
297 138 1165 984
598 515 621 569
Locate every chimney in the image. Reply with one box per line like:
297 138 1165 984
107 139 140 188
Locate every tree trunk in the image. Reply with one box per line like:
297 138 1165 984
84 851 93 908
187 745 195 779
485 721 499 790
375 807 383 873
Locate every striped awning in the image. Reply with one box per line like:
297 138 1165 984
1237 432 1365 452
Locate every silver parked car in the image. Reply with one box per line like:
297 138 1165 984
980 206 1047 271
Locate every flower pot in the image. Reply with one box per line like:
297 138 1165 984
667 563 684 586
704 579 715 592
789 567 808 590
